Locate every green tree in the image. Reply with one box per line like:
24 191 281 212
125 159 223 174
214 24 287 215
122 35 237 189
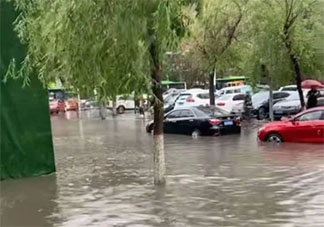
12 0 191 185
242 0 324 108
183 0 248 105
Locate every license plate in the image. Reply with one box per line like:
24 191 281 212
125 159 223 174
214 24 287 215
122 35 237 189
275 111 283 114
224 121 233 126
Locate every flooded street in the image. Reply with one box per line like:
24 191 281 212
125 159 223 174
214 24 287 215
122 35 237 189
1 110 324 227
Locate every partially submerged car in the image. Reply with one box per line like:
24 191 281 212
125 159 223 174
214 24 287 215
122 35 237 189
146 106 241 136
258 106 324 143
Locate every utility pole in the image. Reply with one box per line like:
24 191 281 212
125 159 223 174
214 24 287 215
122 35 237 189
268 46 274 121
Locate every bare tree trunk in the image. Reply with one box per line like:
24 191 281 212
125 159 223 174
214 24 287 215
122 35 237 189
112 99 117 117
283 24 305 109
289 54 305 108
99 102 106 120
150 40 166 185
209 71 215 106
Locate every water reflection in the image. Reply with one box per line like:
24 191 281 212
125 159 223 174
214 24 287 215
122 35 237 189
1 112 323 227
0 175 58 227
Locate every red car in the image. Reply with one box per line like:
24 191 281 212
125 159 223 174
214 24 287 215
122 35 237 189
258 106 324 143
65 98 78 111
49 98 65 114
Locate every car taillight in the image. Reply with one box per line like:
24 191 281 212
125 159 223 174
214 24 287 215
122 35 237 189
217 102 225 106
209 119 222 126
187 98 195 102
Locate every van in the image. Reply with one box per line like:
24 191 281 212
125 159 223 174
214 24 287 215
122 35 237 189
217 85 253 96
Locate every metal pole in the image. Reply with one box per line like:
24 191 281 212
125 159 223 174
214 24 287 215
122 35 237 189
269 46 274 121
269 80 274 121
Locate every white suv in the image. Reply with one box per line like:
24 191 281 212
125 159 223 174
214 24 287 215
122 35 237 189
174 89 210 110
108 95 135 114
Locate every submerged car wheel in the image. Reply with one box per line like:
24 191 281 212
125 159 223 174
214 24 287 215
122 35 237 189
257 107 267 120
192 129 201 137
117 106 125 114
266 133 283 143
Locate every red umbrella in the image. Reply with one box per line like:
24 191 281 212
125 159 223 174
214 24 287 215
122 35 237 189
301 80 324 89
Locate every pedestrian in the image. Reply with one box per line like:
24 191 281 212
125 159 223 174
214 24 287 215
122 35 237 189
306 86 320 109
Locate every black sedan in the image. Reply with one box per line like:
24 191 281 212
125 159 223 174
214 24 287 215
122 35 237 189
146 106 241 136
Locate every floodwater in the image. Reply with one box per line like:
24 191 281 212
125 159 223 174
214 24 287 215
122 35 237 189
1 110 324 227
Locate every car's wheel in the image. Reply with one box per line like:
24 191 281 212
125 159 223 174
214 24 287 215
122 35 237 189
257 107 267 120
117 106 125 114
192 129 201 137
266 133 283 143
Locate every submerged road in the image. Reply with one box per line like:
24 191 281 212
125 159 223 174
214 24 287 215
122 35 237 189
1 110 324 227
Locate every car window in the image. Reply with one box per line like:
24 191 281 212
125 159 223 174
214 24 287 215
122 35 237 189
225 90 234 94
233 94 245 101
179 110 195 118
196 106 229 116
286 92 300 100
234 89 241 93
167 110 182 119
177 94 191 102
273 92 289 99
282 87 297 91
165 93 179 104
295 111 323 121
197 93 210 99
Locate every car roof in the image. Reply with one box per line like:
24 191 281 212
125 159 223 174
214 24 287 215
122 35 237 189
180 89 206 94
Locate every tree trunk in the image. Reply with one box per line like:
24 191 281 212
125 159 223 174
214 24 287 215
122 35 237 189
150 41 166 185
283 26 305 109
99 102 106 120
112 99 117 117
289 54 305 108
209 71 215 106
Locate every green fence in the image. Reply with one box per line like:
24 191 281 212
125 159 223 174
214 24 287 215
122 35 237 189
0 0 56 180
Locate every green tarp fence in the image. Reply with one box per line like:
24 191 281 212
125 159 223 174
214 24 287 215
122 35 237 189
0 0 56 180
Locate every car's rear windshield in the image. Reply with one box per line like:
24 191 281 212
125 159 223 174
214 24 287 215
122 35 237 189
282 87 297 91
177 93 191 101
194 106 230 117
197 93 210 99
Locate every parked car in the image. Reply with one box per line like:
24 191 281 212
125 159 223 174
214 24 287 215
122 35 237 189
258 107 324 143
278 85 297 91
163 88 185 99
65 98 78 111
215 93 246 113
216 85 252 96
49 98 65 114
164 92 181 113
146 106 241 136
273 99 303 120
80 98 98 110
252 91 297 120
108 95 135 114
174 89 210 110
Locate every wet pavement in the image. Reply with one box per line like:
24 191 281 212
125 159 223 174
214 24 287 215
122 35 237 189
1 110 324 227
